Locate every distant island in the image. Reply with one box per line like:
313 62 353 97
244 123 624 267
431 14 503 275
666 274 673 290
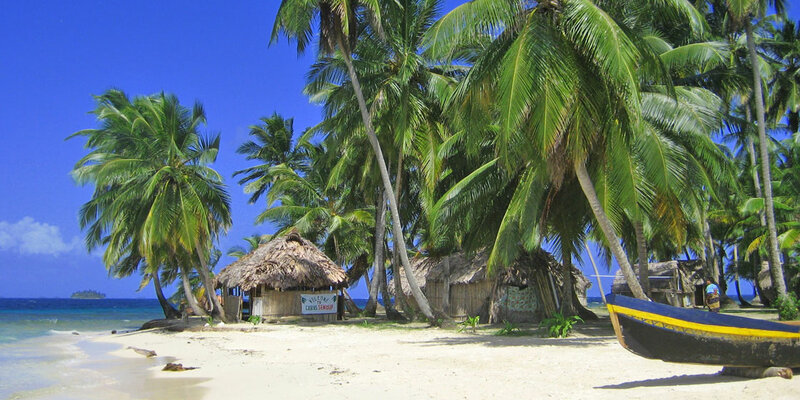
70 290 106 299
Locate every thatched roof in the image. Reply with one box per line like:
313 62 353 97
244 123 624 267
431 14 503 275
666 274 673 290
216 230 347 291
611 260 704 294
391 249 582 296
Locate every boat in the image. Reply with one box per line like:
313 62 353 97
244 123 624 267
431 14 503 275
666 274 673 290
606 293 800 367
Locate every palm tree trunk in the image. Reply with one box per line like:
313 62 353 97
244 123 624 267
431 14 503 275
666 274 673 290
364 191 387 316
703 218 720 284
733 246 752 307
180 264 208 318
745 107 767 226
746 22 787 298
633 220 650 297
391 155 410 315
194 244 227 323
559 248 577 316
152 272 180 319
337 39 436 323
378 260 404 320
575 161 648 300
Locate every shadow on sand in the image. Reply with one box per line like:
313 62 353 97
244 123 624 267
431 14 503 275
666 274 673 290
597 372 743 389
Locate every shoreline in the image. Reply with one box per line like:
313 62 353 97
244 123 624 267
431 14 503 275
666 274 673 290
90 315 800 400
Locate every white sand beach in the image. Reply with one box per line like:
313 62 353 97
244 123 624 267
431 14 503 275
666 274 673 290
92 317 800 400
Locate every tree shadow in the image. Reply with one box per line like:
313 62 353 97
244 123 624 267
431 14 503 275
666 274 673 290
596 373 743 389
407 334 615 348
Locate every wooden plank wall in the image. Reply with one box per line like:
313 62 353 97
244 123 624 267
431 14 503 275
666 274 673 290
223 294 242 321
423 281 493 318
255 289 338 322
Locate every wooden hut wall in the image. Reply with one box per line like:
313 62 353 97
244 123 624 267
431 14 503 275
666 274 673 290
449 281 493 318
421 281 447 311
418 280 497 319
253 287 338 322
223 292 242 321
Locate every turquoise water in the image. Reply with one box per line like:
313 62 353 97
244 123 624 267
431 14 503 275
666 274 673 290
0 298 163 399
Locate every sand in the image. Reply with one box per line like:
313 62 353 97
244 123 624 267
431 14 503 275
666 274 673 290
91 315 800 400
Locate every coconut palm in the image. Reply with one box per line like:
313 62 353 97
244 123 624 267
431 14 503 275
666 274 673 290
227 234 273 259
725 0 788 297
234 113 310 204
300 0 461 317
271 0 439 321
426 0 714 300
70 89 232 321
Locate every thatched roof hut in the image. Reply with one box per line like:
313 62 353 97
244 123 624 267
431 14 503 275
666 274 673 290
216 231 346 322
612 260 704 307
392 250 591 323
216 230 347 291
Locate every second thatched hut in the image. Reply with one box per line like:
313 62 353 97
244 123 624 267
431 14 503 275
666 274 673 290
391 250 591 323
216 230 347 322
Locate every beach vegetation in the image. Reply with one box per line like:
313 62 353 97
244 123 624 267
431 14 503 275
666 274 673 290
458 315 480 334
495 321 522 336
248 315 262 325
774 293 800 320
540 313 583 338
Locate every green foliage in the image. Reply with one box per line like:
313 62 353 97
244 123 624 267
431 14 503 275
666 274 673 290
774 293 800 321
205 316 214 326
247 315 262 326
495 320 521 336
540 313 583 338
458 315 480 333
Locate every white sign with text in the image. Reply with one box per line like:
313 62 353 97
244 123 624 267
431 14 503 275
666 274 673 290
300 294 338 314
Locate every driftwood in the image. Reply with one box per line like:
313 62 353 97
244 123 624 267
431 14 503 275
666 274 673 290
721 366 793 380
127 346 157 358
162 363 198 372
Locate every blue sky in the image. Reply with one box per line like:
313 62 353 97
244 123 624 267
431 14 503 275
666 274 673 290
0 1 797 299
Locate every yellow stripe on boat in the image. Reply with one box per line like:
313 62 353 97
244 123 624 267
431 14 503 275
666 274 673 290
607 304 800 339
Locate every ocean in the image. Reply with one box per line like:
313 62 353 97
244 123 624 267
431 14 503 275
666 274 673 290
0 298 163 399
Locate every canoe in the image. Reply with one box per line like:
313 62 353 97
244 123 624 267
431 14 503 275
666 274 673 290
606 294 800 367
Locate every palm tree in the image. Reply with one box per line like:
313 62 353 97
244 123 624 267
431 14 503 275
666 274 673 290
271 0 439 321
725 0 788 297
234 113 309 204
70 89 232 321
427 0 704 300
300 0 461 318
227 234 273 258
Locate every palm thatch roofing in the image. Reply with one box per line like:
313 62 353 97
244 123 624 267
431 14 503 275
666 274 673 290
391 249 577 296
611 260 704 294
216 230 347 291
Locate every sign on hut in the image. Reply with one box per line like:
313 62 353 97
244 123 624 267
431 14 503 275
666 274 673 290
391 250 591 323
215 230 347 322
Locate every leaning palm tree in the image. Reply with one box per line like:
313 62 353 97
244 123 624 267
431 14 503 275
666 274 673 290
725 0 788 297
70 89 232 321
301 0 461 318
271 0 438 321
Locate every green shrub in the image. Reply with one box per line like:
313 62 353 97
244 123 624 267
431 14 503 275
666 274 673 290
247 315 262 325
495 320 521 336
774 293 800 321
458 315 480 333
540 312 583 338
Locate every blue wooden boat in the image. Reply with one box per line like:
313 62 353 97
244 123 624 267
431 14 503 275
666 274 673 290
606 294 800 367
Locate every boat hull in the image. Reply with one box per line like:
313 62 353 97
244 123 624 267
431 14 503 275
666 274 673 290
607 294 800 367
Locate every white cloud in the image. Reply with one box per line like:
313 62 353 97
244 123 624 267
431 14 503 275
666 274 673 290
0 217 81 256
